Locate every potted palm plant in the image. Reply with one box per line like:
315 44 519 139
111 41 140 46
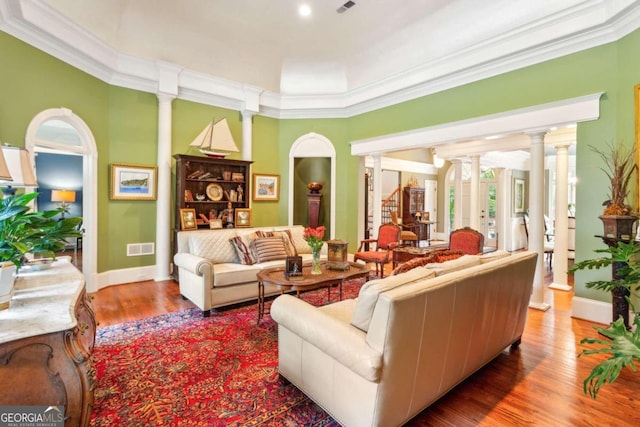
591 143 638 240
0 192 82 309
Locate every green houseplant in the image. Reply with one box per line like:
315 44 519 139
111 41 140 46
569 241 640 398
0 192 82 309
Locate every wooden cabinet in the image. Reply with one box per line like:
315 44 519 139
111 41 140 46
402 187 427 241
174 154 252 230
0 259 95 427
402 186 425 224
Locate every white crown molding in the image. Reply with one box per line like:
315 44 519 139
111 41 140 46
350 93 602 156
1 0 638 119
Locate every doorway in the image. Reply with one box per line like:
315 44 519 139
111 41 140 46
26 108 98 292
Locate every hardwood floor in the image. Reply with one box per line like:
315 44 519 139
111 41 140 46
89 269 640 426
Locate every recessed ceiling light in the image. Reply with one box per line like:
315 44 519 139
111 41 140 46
299 4 312 17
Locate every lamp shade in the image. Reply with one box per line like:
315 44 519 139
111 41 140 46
0 147 10 181
0 146 37 187
51 189 76 203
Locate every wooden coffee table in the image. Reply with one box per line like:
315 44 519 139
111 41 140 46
257 261 369 323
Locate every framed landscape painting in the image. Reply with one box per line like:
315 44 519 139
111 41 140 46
253 173 280 201
110 163 158 200
513 178 525 213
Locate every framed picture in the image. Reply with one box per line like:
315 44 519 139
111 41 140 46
209 218 223 229
179 208 198 230
253 173 280 201
110 163 158 200
285 256 303 279
513 178 525 213
235 208 251 227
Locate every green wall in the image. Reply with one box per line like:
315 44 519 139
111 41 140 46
3 27 640 305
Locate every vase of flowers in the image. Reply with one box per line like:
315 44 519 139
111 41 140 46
303 225 325 275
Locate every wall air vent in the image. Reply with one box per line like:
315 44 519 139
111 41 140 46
127 242 155 256
337 1 356 14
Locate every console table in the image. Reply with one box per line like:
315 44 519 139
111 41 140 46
0 258 95 427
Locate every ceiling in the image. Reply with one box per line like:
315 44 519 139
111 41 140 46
34 0 639 101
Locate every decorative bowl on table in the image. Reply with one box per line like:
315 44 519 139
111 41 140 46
25 258 55 271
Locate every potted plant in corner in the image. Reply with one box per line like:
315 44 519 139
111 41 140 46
0 192 82 309
568 241 640 398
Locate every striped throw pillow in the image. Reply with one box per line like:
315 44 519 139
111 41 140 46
252 237 288 263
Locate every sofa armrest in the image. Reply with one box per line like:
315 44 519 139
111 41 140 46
174 252 213 277
271 294 382 382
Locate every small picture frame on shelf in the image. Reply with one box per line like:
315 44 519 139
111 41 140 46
285 256 303 279
235 208 251 227
209 218 223 229
179 208 198 230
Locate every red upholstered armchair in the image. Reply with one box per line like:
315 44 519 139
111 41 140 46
449 227 484 255
354 223 401 278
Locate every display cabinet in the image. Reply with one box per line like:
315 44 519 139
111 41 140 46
402 186 425 224
174 154 252 230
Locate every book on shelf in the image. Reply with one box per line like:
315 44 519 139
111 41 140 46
199 213 210 224
185 189 194 201
187 170 205 179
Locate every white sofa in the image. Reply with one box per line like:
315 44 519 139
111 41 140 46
271 250 537 427
173 225 327 316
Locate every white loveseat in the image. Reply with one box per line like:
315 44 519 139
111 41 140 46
173 225 327 316
271 250 537 427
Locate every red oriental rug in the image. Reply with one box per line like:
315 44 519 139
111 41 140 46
90 281 367 426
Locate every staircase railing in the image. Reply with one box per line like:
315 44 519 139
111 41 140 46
381 186 401 224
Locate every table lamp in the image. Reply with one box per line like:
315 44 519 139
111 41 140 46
51 189 76 218
0 145 37 196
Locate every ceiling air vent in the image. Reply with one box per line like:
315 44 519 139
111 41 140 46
337 1 356 14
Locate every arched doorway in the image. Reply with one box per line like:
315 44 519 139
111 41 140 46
26 108 98 292
288 133 336 238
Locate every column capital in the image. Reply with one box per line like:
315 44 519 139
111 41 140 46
241 110 254 121
157 92 176 104
525 129 549 142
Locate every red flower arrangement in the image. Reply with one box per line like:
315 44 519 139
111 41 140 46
303 226 326 252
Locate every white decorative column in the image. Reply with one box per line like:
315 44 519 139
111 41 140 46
470 155 480 230
527 131 550 310
154 61 181 281
494 168 507 250
550 143 571 291
241 84 262 162
452 159 464 230
155 92 175 281
241 111 253 162
372 153 383 237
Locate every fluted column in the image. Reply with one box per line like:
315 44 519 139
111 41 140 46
452 159 464 230
494 168 507 250
241 111 253 162
550 143 571 291
470 155 480 230
155 92 175 281
527 131 550 311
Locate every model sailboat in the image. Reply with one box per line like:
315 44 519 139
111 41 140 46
189 117 239 158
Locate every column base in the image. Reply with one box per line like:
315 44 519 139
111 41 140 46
529 301 551 311
549 282 572 291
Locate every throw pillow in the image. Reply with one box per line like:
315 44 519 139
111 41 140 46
229 235 256 265
258 230 298 257
252 237 288 263
390 253 438 275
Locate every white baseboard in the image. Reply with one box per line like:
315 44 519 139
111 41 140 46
97 265 157 291
571 296 620 325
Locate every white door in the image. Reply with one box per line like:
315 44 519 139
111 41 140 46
480 181 498 248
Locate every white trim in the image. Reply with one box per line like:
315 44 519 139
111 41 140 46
572 296 622 325
288 133 336 238
350 94 602 156
364 156 438 175
97 265 156 290
0 1 637 118
25 107 99 293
